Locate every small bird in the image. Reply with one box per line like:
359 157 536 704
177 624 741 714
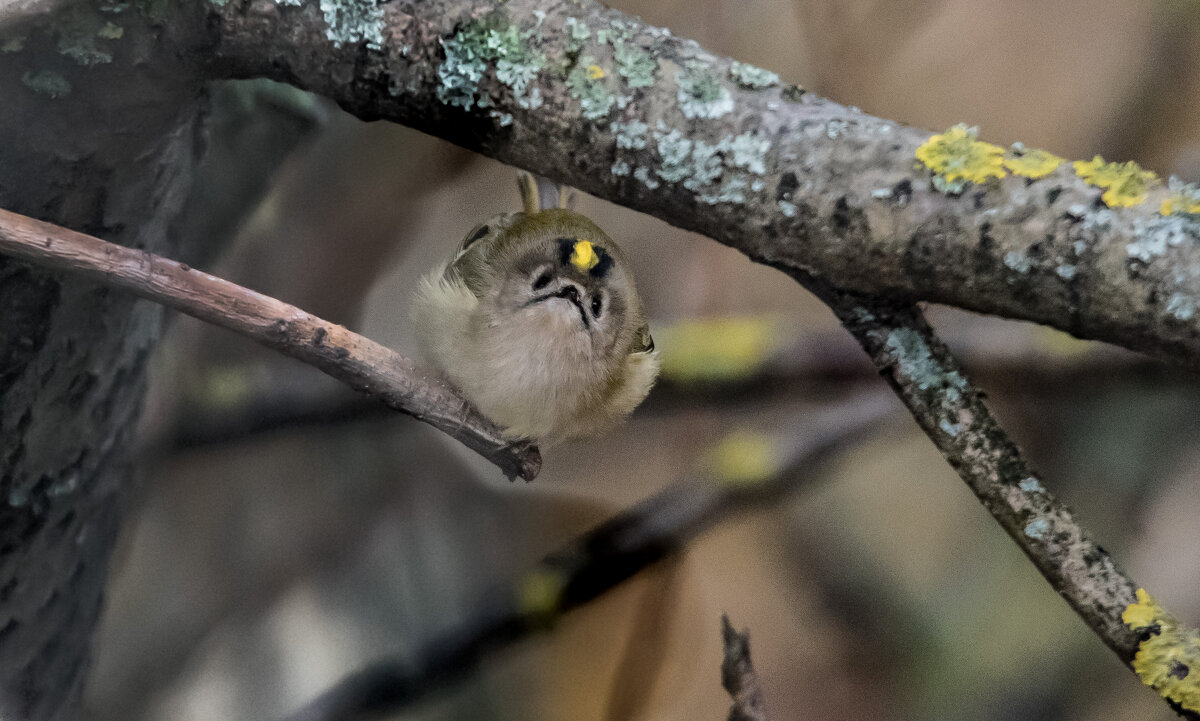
411 173 659 444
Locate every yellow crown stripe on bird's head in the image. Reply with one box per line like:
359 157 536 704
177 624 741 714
569 239 600 271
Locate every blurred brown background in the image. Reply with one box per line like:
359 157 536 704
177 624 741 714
84 1 1200 720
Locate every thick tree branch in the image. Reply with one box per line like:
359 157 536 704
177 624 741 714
278 396 891 721
0 208 541 481
202 0 1200 370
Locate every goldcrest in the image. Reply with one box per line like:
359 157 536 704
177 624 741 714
411 174 659 443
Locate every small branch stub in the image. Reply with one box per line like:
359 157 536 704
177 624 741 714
721 615 769 721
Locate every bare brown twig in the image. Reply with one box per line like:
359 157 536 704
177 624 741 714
0 207 541 481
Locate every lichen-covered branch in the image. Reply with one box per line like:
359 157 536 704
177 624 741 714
0 208 541 481
277 397 891 721
202 0 1200 370
795 272 1200 717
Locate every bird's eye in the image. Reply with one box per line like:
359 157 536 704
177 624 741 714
532 272 552 291
591 295 603 317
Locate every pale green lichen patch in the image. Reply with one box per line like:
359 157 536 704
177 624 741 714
883 327 969 422
1018 476 1044 493
1003 251 1032 275
1074 155 1158 208
21 69 71 98
728 60 779 89
438 16 545 111
655 125 694 184
97 22 124 39
729 132 770 174
1 36 25 52
1127 214 1200 263
915 124 1006 194
563 16 590 51
938 418 961 437
56 6 127 65
613 42 657 88
825 119 849 140
676 64 733 120
1166 293 1197 322
1123 588 1200 713
648 119 768 201
646 122 771 205
319 0 385 48
612 119 648 150
1162 176 1200 217
566 55 615 120
632 166 659 189
1023 517 1050 540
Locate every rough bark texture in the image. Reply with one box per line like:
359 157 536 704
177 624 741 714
803 278 1144 660
0 3 209 718
205 0 1200 371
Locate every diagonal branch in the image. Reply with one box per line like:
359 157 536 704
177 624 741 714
0 207 541 481
277 395 892 721
794 271 1200 718
201 0 1200 370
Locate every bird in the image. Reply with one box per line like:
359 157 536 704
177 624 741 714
410 173 659 444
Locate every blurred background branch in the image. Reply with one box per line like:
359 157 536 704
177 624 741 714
276 394 892 721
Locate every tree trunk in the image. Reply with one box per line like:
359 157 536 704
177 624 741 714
0 4 208 718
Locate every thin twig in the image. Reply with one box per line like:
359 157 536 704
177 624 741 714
0 207 540 481
721 615 768 721
276 394 894 721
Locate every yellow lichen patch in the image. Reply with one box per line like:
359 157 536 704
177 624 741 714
656 315 780 382
1033 326 1096 359
1123 588 1200 713
569 239 600 271
585 64 605 80
1162 196 1200 216
1003 146 1064 179
704 430 779 486
1161 177 1200 216
914 124 1006 188
1073 155 1159 208
517 566 567 620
